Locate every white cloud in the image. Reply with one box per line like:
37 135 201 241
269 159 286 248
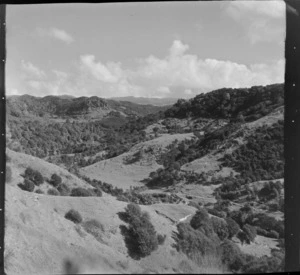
225 0 285 45
21 60 46 79
226 0 285 19
11 40 284 98
80 55 122 83
36 27 74 44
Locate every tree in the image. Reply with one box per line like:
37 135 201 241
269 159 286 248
226 217 240 239
50 174 62 187
190 208 210 230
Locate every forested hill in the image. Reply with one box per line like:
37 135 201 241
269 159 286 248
6 94 169 119
165 83 284 121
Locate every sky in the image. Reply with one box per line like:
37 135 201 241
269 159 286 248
6 0 286 99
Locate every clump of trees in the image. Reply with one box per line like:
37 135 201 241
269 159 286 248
24 167 44 186
121 203 165 258
174 206 284 273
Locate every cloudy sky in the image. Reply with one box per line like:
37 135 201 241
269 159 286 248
6 0 285 99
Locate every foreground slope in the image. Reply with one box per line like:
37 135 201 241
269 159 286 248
5 184 219 274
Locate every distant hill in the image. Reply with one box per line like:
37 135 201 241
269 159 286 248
111 96 179 106
165 83 284 121
6 95 168 119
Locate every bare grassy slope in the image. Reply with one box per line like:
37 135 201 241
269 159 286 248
80 133 195 189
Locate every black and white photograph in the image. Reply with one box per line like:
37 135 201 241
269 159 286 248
3 0 287 273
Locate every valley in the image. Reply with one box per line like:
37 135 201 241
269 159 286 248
5 83 285 274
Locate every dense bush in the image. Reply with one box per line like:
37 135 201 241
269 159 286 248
65 209 83 224
35 189 44 194
19 179 35 192
242 224 257 243
50 173 62 187
165 84 283 121
241 250 284 273
190 208 210 230
122 203 161 258
24 167 44 186
211 217 229 241
176 223 220 259
220 239 245 272
225 217 240 239
47 188 60 196
221 121 284 182
70 187 94 197
57 183 70 196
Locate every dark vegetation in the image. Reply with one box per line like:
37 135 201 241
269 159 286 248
165 83 283 121
174 207 284 273
64 209 83 224
24 167 44 186
220 120 284 181
80 175 182 205
119 203 165 259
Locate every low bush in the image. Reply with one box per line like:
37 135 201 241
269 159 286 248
71 187 94 197
47 188 60 196
57 183 70 196
190 208 210 230
211 217 229 241
24 167 44 186
65 209 83 224
220 239 245 272
35 189 44 194
176 223 220 259
157 234 167 245
19 179 35 192
225 217 240 239
50 173 62 187
242 224 257 243
82 219 105 242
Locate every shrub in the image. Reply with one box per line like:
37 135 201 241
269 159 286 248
122 204 160 258
211 217 229 241
21 179 35 192
125 203 142 222
190 208 210 230
82 219 104 242
226 217 240 239
35 189 44 194
176 223 219 259
93 186 103 197
24 167 34 178
6 166 12 183
47 188 60 196
50 173 62 187
57 183 70 196
220 239 245 272
65 209 82 224
157 234 167 245
128 214 159 257
71 187 94 197
24 167 44 186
